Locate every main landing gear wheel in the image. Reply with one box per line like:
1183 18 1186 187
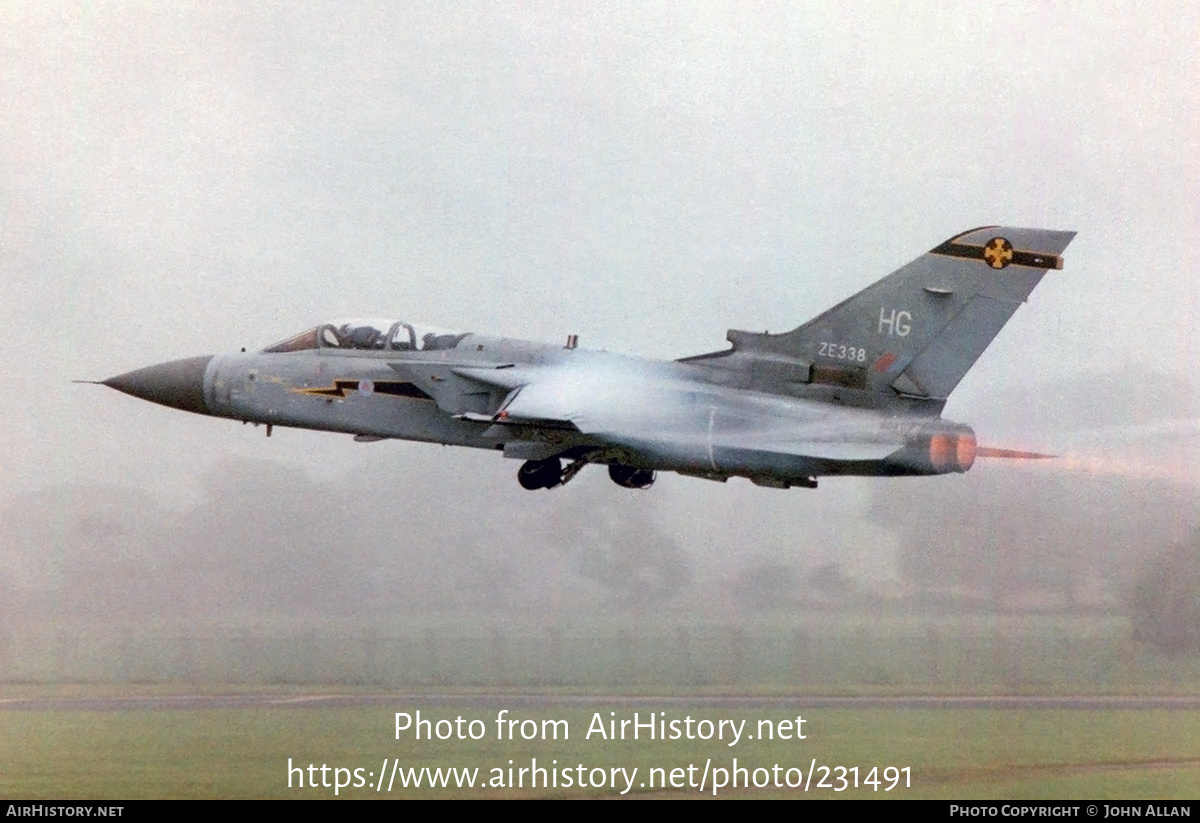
518 457 563 490
608 463 656 489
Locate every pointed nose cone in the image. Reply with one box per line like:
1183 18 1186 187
103 355 214 415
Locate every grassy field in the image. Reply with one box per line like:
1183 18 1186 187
2 698 1198 798
4 613 1198 798
5 613 1200 694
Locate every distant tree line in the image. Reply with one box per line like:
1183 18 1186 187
1130 529 1200 655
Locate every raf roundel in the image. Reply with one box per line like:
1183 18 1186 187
983 236 1014 269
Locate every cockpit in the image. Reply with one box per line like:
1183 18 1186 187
263 318 467 354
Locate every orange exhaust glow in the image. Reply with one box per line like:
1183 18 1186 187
927 433 977 473
956 434 977 470
975 446 1056 459
929 434 954 472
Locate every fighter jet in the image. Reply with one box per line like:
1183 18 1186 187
98 226 1074 491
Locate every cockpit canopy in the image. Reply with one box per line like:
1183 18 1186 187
264 318 466 354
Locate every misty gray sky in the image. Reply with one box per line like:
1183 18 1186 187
2 3 1198 571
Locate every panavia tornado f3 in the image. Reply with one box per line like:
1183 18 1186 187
97 226 1074 491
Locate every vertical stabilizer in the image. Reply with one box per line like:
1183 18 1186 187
692 226 1076 404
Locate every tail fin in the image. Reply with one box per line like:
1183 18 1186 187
691 226 1076 404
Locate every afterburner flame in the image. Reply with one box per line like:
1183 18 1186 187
928 433 976 473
